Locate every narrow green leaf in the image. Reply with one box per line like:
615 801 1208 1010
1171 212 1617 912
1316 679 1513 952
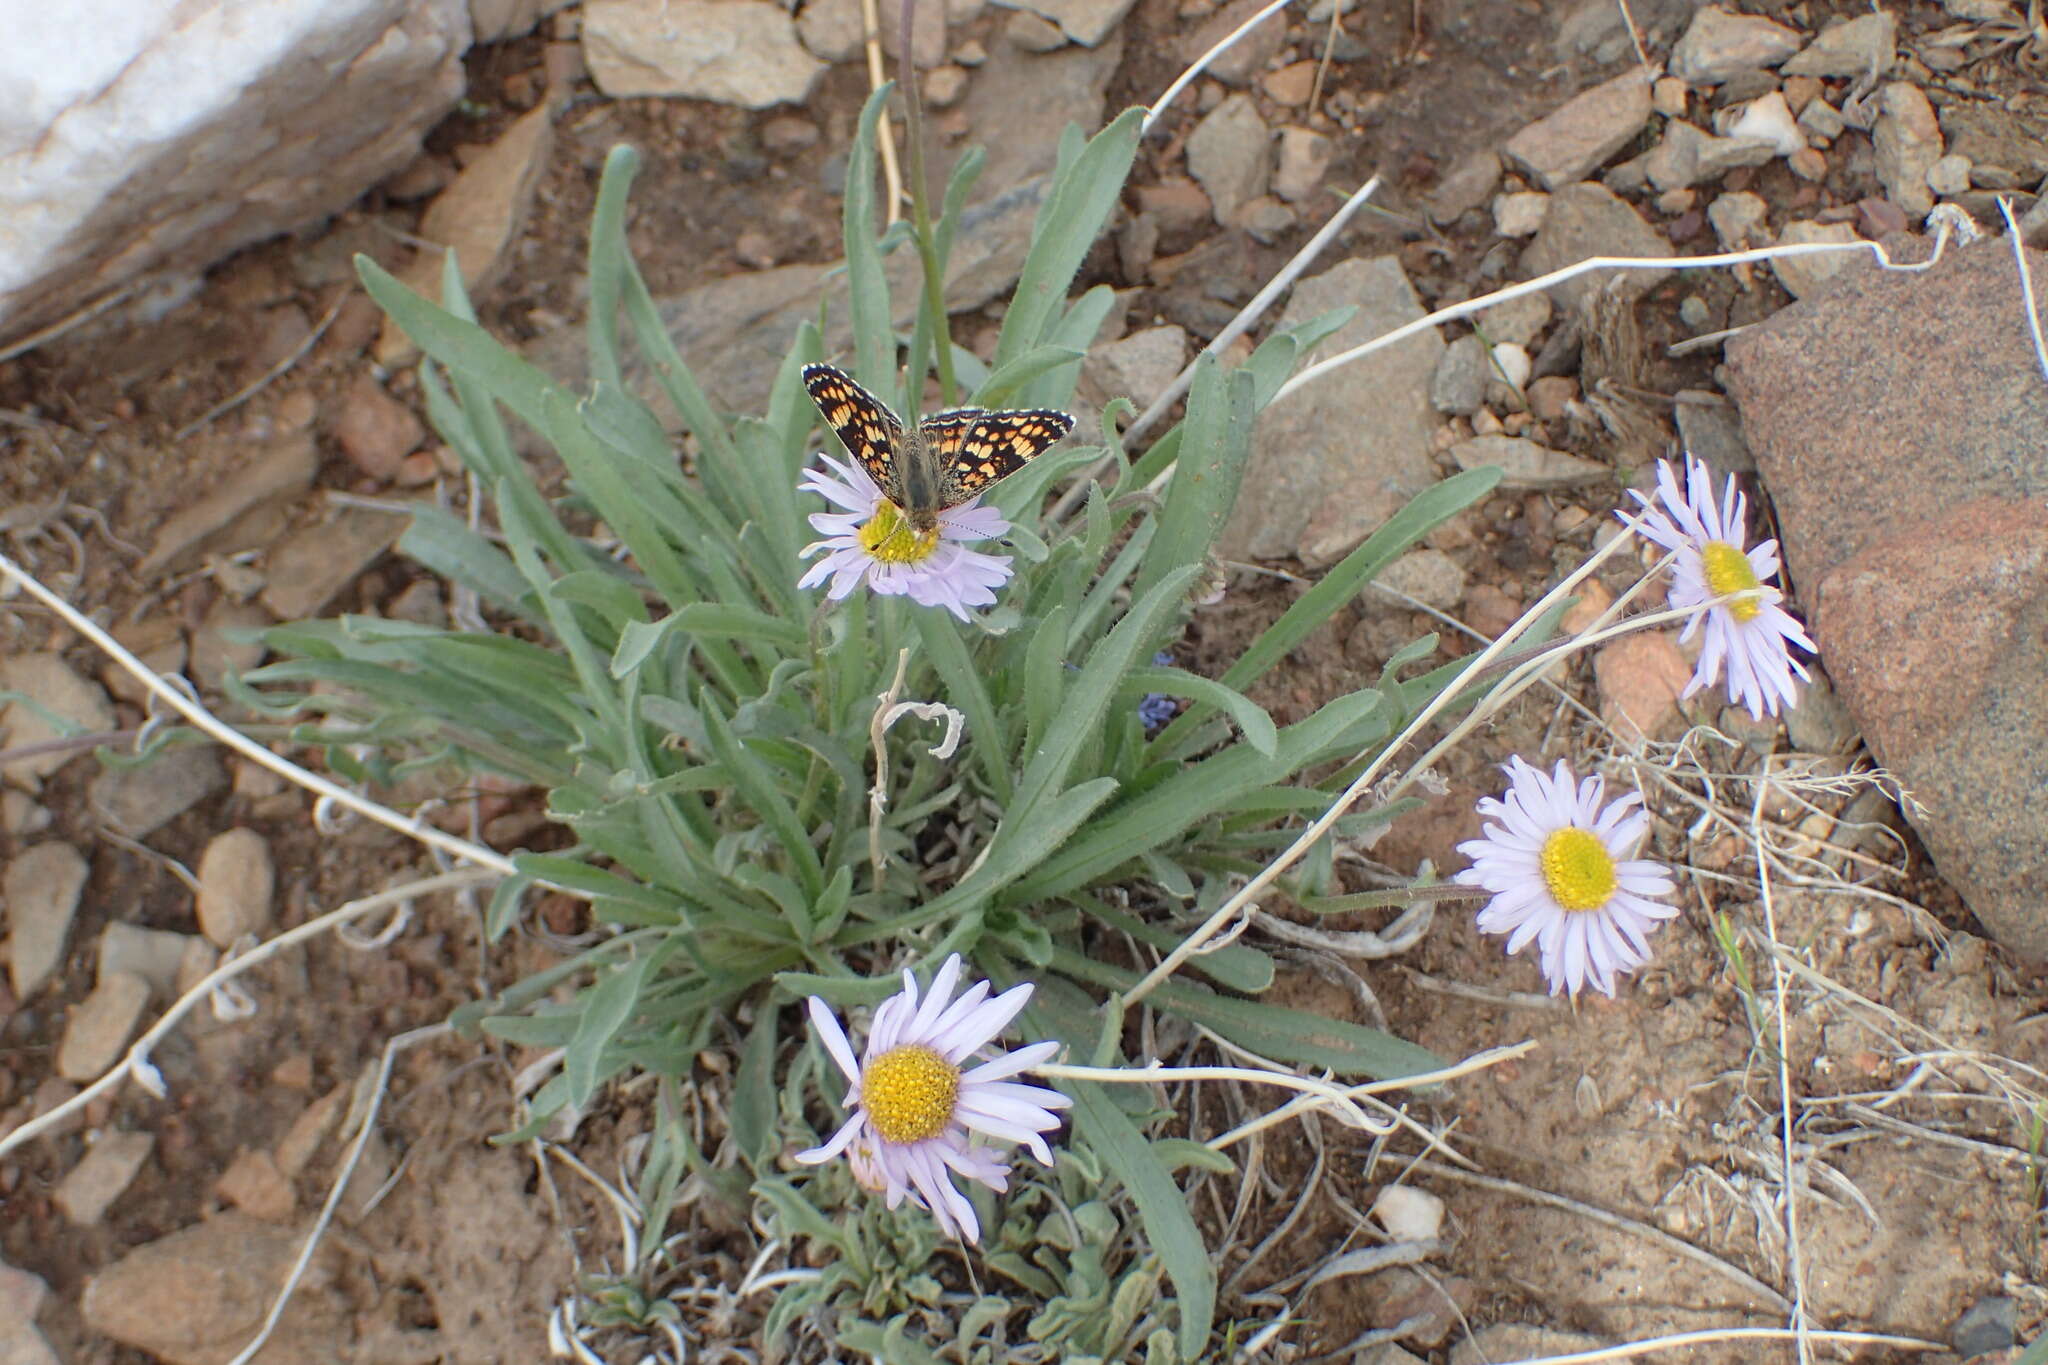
585 144 643 391
357 257 569 436
971 344 1085 409
1010 565 1198 820
730 1001 782 1173
994 107 1145 367
395 506 536 618
1059 1073 1215 1360
565 954 653 1109
1049 947 1445 1080
842 84 896 395
1133 356 1254 606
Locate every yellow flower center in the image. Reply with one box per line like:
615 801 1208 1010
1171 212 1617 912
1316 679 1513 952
862 1043 960 1144
1700 540 1763 623
858 501 941 565
1540 827 1617 913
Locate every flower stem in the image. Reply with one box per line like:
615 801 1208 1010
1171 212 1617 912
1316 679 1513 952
897 0 958 408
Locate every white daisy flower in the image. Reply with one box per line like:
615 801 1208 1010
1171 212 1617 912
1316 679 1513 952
1455 757 1679 998
797 454 1015 621
1625 452 1816 719
795 953 1071 1243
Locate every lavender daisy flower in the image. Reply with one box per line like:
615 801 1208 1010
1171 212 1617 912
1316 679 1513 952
798 454 1014 621
795 953 1071 1243
1624 453 1816 719
1455 757 1678 998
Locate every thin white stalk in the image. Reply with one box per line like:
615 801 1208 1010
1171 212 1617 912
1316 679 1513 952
0 549 516 878
1127 517 1651 1005
1998 196 2048 382
0 869 494 1158
1274 222 1963 406
1134 176 1384 444
1752 759 1812 1362
1142 0 1294 137
1048 175 1385 522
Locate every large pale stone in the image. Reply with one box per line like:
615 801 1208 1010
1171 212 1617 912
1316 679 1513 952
0 1 471 347
584 0 825 108
1219 257 1443 567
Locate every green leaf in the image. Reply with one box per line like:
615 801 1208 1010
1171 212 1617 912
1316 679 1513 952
1152 465 1499 763
1009 565 1198 821
1050 947 1445 1081
842 84 896 395
1058 1071 1215 1360
398 505 537 618
730 1001 782 1174
565 954 653 1109
1134 357 1254 606
972 344 1086 409
698 694 826 905
585 144 642 391
1014 690 1381 901
358 257 570 437
994 107 1144 368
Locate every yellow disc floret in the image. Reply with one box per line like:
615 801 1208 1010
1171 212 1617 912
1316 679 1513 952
859 501 941 565
1700 540 1763 623
862 1043 961 1144
1540 827 1617 913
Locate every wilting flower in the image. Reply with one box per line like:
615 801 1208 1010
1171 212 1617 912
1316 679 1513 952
795 954 1071 1242
798 454 1014 621
1455 757 1678 998
1624 453 1815 719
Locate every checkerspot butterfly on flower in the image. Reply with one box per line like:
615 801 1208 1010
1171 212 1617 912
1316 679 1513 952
801 363 1075 533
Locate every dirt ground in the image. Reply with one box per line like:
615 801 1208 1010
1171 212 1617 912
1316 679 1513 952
2 0 2045 1361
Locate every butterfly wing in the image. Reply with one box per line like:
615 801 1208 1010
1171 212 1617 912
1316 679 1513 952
802 363 904 504
923 407 1077 509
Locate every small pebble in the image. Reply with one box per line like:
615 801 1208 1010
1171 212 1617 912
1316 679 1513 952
923 64 968 108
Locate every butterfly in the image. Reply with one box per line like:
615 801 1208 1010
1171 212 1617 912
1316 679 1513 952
801 363 1075 534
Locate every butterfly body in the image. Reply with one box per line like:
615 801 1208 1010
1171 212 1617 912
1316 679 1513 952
802 363 1075 533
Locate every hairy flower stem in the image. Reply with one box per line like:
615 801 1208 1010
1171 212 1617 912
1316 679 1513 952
898 0 959 408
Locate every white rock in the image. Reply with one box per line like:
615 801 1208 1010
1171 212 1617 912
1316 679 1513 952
992 0 1140 46
57 972 152 1082
1477 290 1552 346
0 1 470 345
196 828 277 948
1488 341 1532 390
1873 82 1942 219
1723 91 1805 156
55 1132 154 1227
585 0 825 107
1372 1184 1446 1242
1450 434 1608 489
1273 126 1333 205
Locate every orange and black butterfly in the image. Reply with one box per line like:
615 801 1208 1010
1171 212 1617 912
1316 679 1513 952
801 363 1075 533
